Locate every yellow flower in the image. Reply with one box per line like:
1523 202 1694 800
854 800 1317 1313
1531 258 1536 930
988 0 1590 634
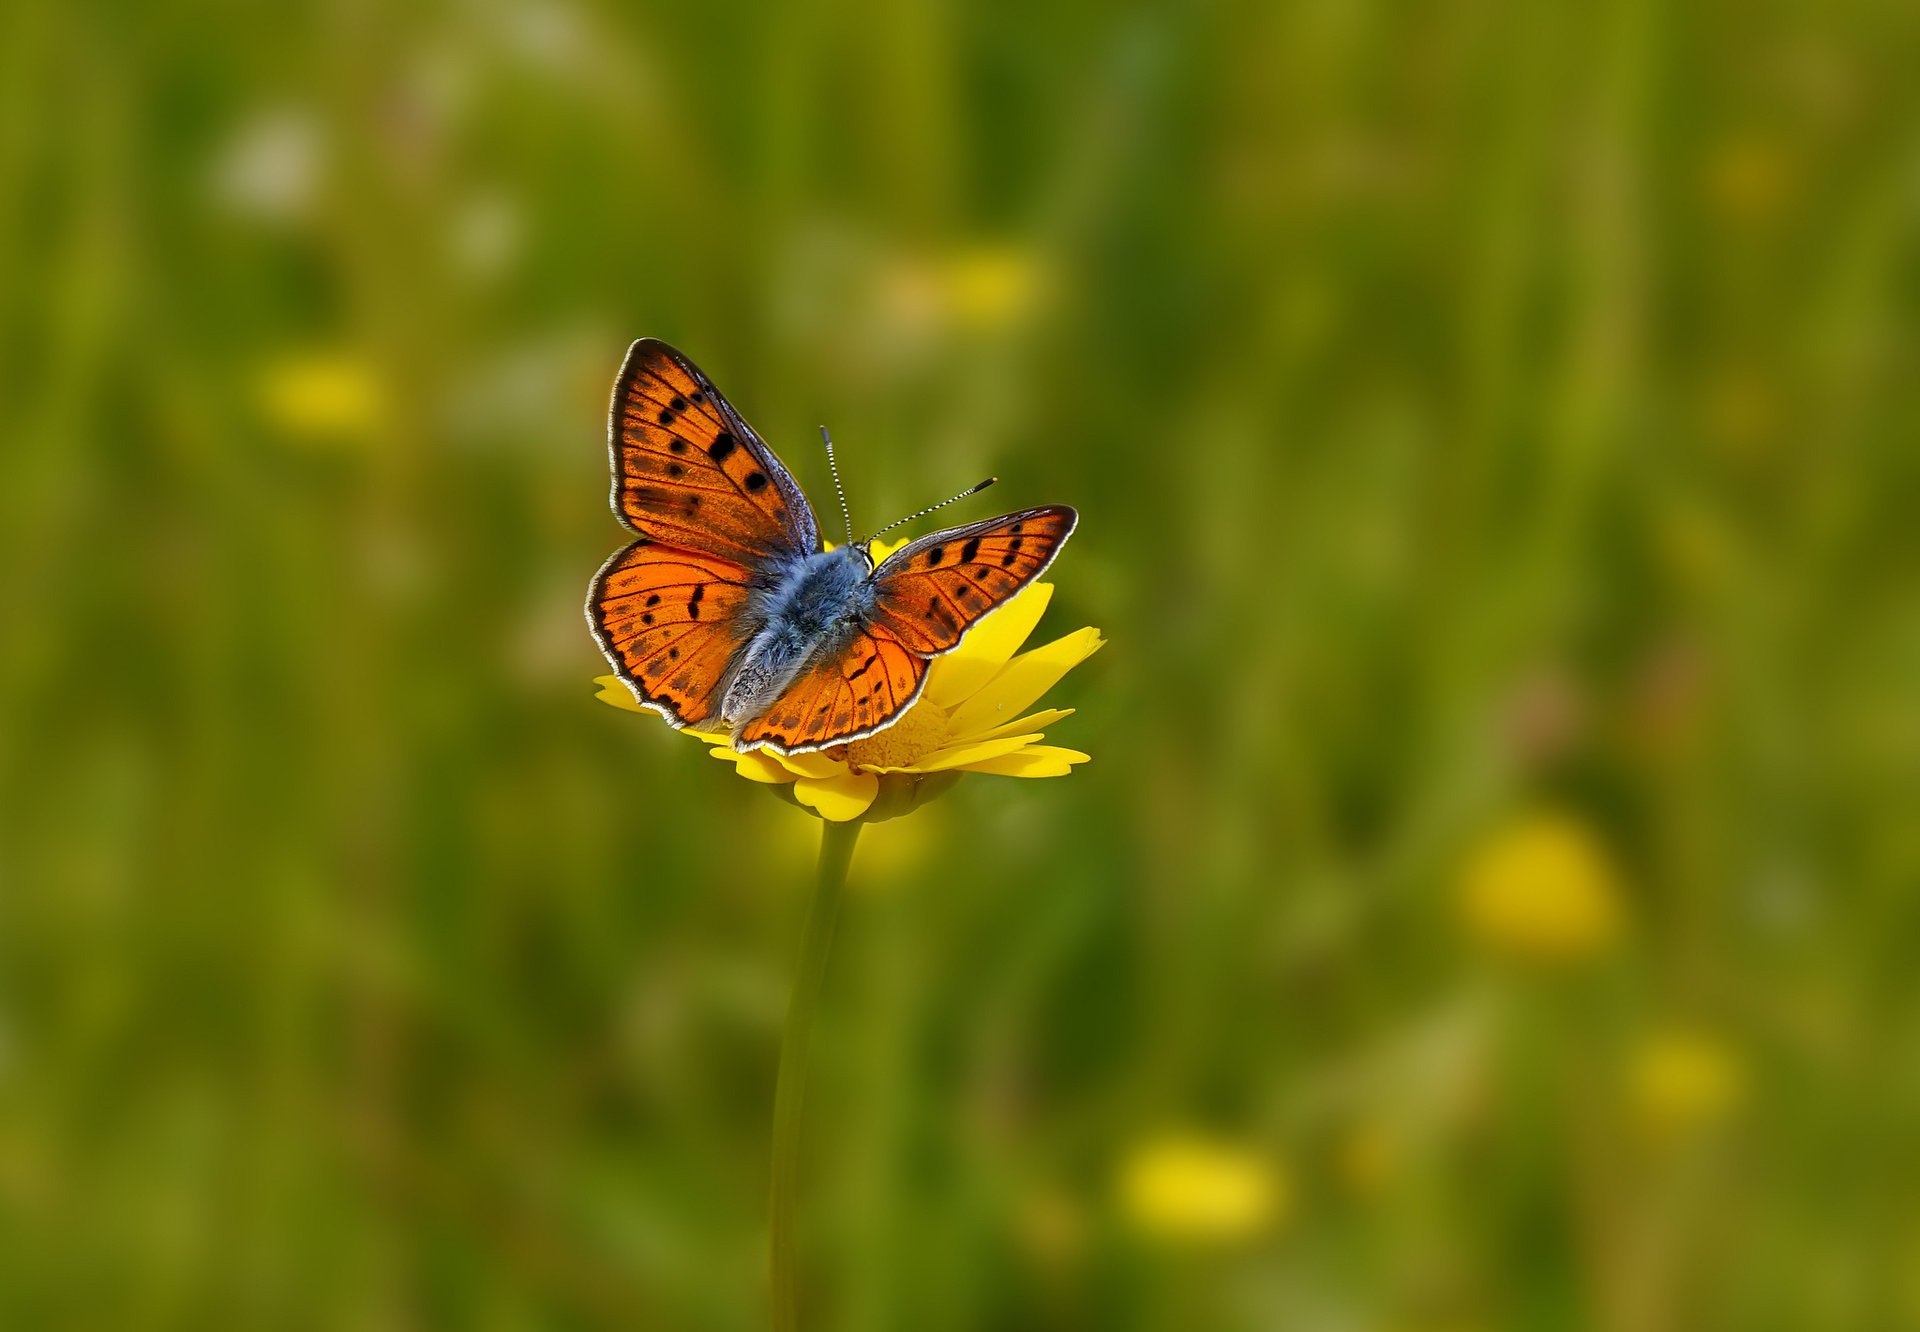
594 541 1102 823
1459 810 1624 964
1629 1028 1745 1140
941 243 1046 331
256 350 385 439
1117 1133 1286 1245
877 242 1048 342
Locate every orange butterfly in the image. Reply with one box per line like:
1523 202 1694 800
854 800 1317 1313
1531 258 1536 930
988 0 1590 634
586 340 1078 754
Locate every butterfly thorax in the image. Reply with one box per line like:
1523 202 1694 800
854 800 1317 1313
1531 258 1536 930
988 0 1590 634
720 546 877 728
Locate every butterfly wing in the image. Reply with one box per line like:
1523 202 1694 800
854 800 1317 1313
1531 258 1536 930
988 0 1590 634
587 538 755 729
607 339 820 563
732 505 1077 754
864 505 1078 654
733 623 930 754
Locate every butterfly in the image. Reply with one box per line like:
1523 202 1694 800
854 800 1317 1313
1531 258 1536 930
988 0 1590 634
586 339 1078 755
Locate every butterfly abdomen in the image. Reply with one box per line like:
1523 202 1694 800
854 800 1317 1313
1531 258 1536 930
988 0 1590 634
721 547 879 728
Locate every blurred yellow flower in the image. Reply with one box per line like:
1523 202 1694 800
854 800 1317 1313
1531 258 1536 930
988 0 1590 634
256 350 385 439
877 242 1048 342
1459 810 1624 964
1629 1028 1745 1140
942 244 1045 331
1117 1133 1286 1244
595 542 1101 823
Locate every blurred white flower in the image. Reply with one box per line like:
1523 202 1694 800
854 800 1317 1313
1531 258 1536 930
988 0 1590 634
451 192 523 280
209 107 323 222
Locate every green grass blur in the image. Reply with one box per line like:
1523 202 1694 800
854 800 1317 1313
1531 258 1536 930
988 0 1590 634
2 1 1917 1327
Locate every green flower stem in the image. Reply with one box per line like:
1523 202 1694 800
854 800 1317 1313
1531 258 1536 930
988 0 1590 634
770 816 859 1331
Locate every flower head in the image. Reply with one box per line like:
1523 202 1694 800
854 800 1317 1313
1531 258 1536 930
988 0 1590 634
1628 1028 1746 1141
595 540 1102 822
1458 809 1625 965
1116 1132 1287 1245
256 349 385 441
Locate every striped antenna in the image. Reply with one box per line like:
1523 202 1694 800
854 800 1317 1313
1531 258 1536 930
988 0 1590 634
861 476 997 545
820 426 854 548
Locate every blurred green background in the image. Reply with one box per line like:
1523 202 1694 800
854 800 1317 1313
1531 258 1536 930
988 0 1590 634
3 0 1918 1327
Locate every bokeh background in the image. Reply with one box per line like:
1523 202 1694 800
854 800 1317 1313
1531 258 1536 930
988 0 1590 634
3 0 1917 1327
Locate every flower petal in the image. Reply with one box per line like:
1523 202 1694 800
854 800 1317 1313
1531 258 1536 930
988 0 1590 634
862 734 1042 775
768 749 849 780
793 771 880 821
946 628 1105 736
714 748 796 784
960 745 1090 778
685 728 733 745
593 675 648 713
970 707 1073 743
923 583 1054 708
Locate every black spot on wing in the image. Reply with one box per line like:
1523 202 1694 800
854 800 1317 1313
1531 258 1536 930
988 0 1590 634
960 537 981 564
744 470 768 492
708 432 736 462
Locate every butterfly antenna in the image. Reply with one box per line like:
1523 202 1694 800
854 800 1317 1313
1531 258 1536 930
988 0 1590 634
862 476 998 545
820 426 855 548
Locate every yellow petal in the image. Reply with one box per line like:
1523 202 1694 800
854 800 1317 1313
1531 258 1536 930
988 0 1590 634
715 748 795 784
946 628 1105 737
794 772 880 821
831 535 912 560
593 676 649 713
685 728 732 745
970 707 1073 743
924 583 1054 708
864 735 1042 775
769 749 850 780
962 746 1090 777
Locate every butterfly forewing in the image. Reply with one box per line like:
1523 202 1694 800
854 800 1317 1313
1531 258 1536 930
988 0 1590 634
610 339 819 563
866 505 1077 655
734 624 929 753
592 341 1078 757
588 538 754 727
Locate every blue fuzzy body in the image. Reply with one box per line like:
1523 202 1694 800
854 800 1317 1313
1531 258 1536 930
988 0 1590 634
721 547 877 728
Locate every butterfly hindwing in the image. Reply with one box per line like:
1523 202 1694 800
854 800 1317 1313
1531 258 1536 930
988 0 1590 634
609 339 820 564
588 538 754 728
734 624 929 753
865 505 1077 654
594 340 1077 756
